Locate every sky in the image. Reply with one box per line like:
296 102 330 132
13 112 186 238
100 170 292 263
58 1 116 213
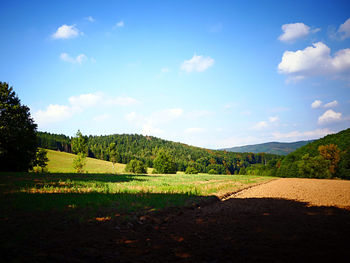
1 0 350 149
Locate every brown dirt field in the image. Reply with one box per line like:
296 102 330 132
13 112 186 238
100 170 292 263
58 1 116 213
232 178 350 208
2 178 350 262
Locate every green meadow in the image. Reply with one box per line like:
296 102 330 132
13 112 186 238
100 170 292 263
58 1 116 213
46 149 154 174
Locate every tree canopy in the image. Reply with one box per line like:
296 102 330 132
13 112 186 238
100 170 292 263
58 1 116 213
0 82 37 171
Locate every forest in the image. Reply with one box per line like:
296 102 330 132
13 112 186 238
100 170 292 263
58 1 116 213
245 128 350 180
37 131 280 174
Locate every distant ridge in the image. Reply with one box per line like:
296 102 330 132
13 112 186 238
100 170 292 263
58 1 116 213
222 140 314 155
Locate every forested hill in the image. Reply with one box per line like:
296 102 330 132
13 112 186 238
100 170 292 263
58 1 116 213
222 140 313 155
36 131 280 174
276 128 350 179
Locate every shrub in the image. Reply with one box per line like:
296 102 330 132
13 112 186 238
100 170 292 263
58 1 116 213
125 160 147 174
208 169 217 174
153 150 176 174
185 166 198 174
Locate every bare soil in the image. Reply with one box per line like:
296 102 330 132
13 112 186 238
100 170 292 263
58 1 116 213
2 178 350 262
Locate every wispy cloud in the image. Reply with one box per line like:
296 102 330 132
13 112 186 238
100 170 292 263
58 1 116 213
60 53 88 64
324 100 338 108
272 128 333 140
181 54 214 73
85 16 95 22
185 127 204 134
253 116 279 130
114 20 124 28
52 24 82 39
311 100 338 109
106 97 139 106
34 92 139 127
93 114 111 122
161 67 170 73
338 17 350 40
125 108 183 136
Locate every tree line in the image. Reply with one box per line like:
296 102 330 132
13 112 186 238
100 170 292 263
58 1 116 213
244 128 350 180
37 131 280 174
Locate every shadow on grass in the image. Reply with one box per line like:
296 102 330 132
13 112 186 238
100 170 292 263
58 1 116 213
0 172 149 186
0 191 211 215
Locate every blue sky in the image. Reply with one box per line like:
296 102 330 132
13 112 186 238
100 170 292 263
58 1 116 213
1 0 350 148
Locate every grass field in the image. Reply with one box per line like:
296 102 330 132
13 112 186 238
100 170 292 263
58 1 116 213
46 149 154 174
0 172 273 219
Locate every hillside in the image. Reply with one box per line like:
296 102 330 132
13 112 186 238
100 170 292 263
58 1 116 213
276 128 350 179
222 140 313 155
37 132 280 175
46 149 130 174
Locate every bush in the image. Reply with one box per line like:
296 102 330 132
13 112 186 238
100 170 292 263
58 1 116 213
297 154 331 179
185 166 198 174
208 169 217 174
125 160 147 174
153 150 176 174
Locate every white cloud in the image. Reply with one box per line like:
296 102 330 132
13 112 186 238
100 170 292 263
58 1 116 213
318 109 342 124
35 92 138 127
279 23 313 43
186 110 212 119
125 108 183 136
115 21 124 28
311 100 322 109
253 116 279 130
181 54 214 73
107 97 139 106
93 114 111 122
324 100 338 108
216 135 261 148
185 127 204 134
52 24 82 39
272 128 334 140
253 121 268 130
269 116 279 123
60 53 88 64
338 18 350 40
34 104 72 126
141 123 163 136
278 42 350 80
86 16 95 22
68 93 102 111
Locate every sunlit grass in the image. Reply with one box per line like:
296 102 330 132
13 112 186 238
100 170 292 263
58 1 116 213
0 172 273 217
46 149 154 174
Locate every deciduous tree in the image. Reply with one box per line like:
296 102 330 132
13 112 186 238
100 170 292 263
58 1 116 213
0 82 37 171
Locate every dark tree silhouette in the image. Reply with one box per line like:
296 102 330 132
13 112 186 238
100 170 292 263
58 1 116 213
0 82 37 171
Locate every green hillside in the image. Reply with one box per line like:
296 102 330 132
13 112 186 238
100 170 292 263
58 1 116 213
222 140 313 155
46 149 153 174
276 128 350 179
37 132 280 175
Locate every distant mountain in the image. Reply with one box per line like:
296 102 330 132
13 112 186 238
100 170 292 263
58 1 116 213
222 140 314 155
